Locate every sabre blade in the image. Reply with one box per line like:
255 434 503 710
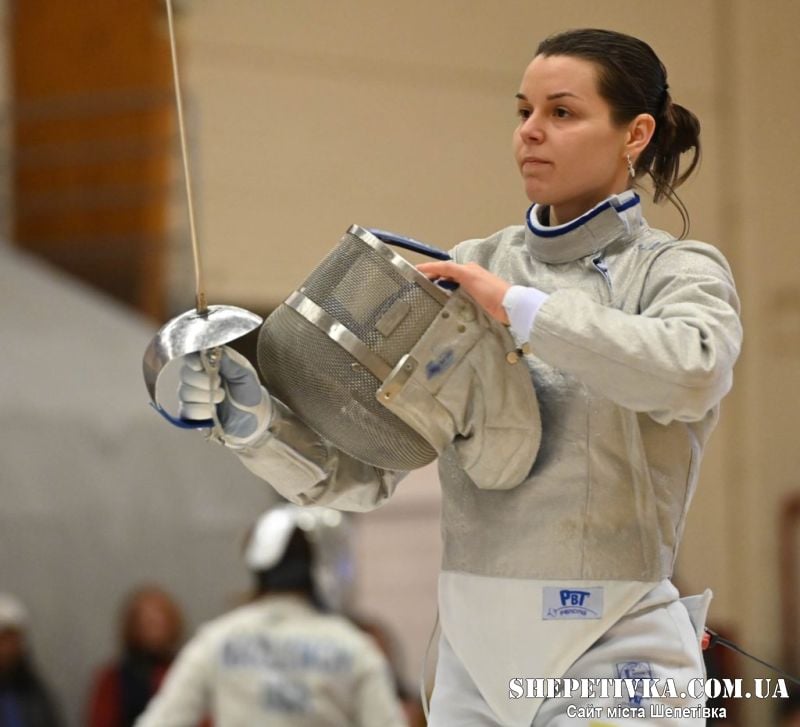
165 0 207 314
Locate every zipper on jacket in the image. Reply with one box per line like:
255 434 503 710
592 255 612 292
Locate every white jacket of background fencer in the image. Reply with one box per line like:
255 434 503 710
134 595 406 727
234 190 742 726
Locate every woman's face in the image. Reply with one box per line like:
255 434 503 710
127 592 180 657
513 54 632 224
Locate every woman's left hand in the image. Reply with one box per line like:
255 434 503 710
417 261 512 325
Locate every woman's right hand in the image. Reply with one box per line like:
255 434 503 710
178 346 272 448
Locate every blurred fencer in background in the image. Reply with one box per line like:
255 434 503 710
134 504 407 726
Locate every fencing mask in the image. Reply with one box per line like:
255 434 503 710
257 225 540 489
246 504 354 612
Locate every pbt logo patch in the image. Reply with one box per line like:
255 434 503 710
543 587 604 619
616 661 654 706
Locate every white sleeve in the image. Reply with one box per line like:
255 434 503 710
134 634 212 727
528 242 742 424
235 398 406 512
352 641 409 727
502 285 550 347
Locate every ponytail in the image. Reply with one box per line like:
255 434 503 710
642 93 702 204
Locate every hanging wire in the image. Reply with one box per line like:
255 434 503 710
705 628 800 688
164 0 206 313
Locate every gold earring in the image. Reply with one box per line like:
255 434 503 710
626 153 636 179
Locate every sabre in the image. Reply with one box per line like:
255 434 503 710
142 0 262 428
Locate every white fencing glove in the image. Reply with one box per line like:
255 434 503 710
178 346 272 448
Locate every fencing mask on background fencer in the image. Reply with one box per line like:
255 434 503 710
257 225 541 490
245 504 354 612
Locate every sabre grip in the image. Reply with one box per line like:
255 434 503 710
177 347 273 448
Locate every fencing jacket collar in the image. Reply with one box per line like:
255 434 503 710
525 189 643 264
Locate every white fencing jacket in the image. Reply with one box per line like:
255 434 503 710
135 595 407 727
235 191 742 725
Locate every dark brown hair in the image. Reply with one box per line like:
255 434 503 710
536 28 700 218
119 584 184 656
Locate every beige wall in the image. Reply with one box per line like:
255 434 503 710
184 0 726 308
176 1 800 722
718 3 800 723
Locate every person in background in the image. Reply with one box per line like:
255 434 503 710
350 614 426 727
135 504 407 726
87 585 185 727
0 593 63 727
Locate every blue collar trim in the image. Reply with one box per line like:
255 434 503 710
526 193 641 238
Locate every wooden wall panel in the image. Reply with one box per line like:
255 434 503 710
10 0 174 319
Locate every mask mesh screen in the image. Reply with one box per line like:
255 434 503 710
257 230 444 470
